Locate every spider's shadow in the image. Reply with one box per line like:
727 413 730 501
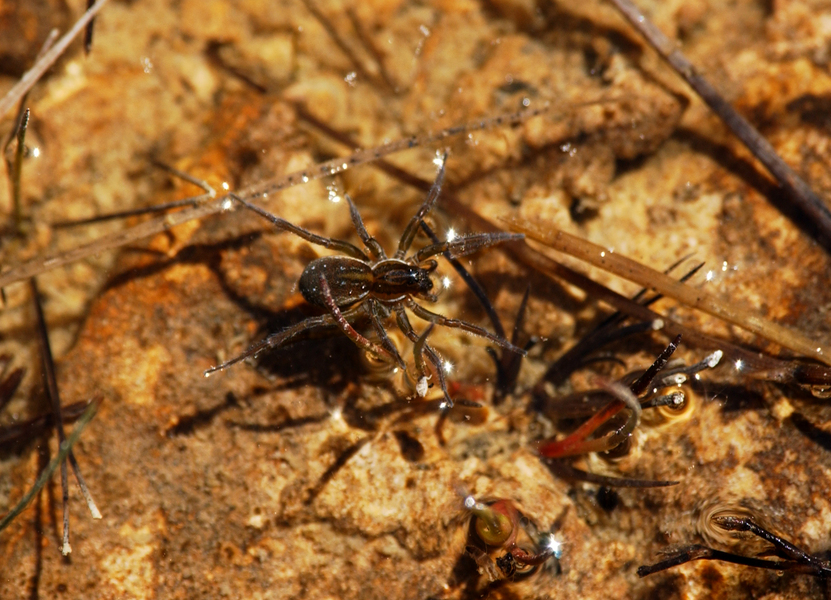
105 229 368 391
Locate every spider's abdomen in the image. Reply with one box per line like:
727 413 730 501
299 256 372 308
371 259 433 301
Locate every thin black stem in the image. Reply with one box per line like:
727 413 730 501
630 334 681 397
30 279 101 532
83 0 96 54
419 221 506 340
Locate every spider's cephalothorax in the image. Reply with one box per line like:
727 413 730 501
298 256 437 308
205 157 525 406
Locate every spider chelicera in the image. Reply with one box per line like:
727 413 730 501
205 157 526 406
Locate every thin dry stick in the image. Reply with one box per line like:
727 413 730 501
0 0 111 120
300 0 384 91
606 0 831 247
507 216 829 366
344 6 399 92
0 102 571 289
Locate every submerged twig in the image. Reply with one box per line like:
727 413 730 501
606 0 831 248
0 0 112 120
52 162 216 227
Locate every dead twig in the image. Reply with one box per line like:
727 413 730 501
606 0 831 249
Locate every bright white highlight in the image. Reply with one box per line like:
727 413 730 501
31 147 41 158
446 228 458 243
327 184 341 203
443 361 454 375
734 359 744 372
441 276 452 289
221 181 230 191
540 533 563 558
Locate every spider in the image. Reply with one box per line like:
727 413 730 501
205 156 526 406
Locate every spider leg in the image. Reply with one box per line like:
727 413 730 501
413 232 524 263
394 306 453 407
412 323 435 381
345 195 387 260
394 152 448 259
405 298 527 356
316 275 396 364
364 298 406 370
510 545 556 568
204 312 342 375
227 193 370 260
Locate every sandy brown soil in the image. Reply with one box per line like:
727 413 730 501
1 0 831 598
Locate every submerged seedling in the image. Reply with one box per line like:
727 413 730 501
639 515 831 580
464 495 561 582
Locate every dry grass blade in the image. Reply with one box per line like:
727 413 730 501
0 101 585 290
507 216 829 366
0 0 111 120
